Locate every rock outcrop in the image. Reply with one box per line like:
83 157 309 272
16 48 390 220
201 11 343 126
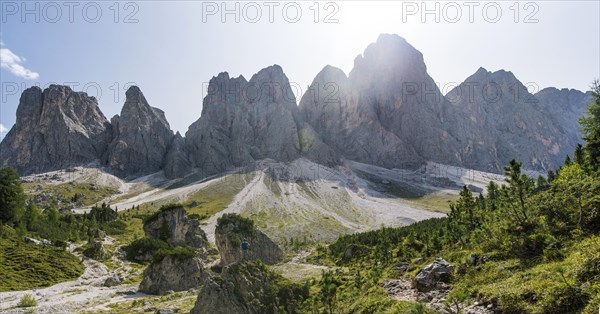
143 205 207 248
215 214 282 265
0 85 112 174
415 258 454 292
107 86 174 176
139 254 206 295
185 65 337 176
191 262 307 314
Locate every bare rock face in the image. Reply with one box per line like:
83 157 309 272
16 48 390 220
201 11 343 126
300 34 462 170
164 132 193 179
139 255 206 295
215 214 282 265
185 65 337 176
448 68 589 171
143 205 207 248
0 85 112 174
107 86 174 176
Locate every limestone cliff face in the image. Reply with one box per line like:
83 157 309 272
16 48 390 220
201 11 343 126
143 205 207 248
139 255 206 295
215 214 282 265
107 86 174 176
163 132 193 179
300 34 462 170
0 34 591 177
185 65 337 176
0 85 112 174
448 68 590 171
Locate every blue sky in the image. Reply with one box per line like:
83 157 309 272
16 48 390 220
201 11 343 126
1 1 599 138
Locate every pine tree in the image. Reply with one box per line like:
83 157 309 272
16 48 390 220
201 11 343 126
579 80 600 170
0 167 25 224
574 143 585 166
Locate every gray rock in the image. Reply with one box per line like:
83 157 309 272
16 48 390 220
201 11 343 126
215 214 282 266
191 262 303 314
0 85 112 174
143 205 207 248
447 68 591 172
139 255 206 295
185 65 337 177
415 258 454 292
163 132 192 179
103 272 121 287
24 237 43 246
299 35 461 171
107 86 174 177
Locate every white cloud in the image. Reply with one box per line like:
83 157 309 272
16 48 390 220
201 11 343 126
0 47 39 80
0 123 8 141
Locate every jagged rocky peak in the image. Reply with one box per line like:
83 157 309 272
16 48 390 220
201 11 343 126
185 64 336 176
0 84 112 174
107 85 174 176
448 67 582 172
349 33 429 87
301 34 461 170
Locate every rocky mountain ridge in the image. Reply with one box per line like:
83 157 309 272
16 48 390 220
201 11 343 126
0 34 591 177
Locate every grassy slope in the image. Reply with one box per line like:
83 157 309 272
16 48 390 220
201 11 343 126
23 181 119 207
0 238 84 291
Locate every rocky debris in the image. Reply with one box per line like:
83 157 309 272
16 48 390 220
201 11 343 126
392 261 410 272
185 65 337 177
415 258 454 292
138 254 206 295
103 272 122 287
383 276 494 314
0 85 112 174
107 86 174 177
24 237 51 246
143 205 207 248
215 214 282 266
191 261 307 314
163 132 193 179
383 278 417 301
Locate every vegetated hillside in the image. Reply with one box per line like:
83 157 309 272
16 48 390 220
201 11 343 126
306 153 600 312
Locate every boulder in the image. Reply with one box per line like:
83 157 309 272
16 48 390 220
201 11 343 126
415 258 454 292
139 254 206 295
103 272 122 287
143 205 207 248
215 214 282 266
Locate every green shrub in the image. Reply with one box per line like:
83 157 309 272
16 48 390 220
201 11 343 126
17 294 37 307
124 238 171 263
153 246 197 263
143 203 185 225
217 213 255 235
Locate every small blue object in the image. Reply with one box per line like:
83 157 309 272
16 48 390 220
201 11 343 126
241 240 249 251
